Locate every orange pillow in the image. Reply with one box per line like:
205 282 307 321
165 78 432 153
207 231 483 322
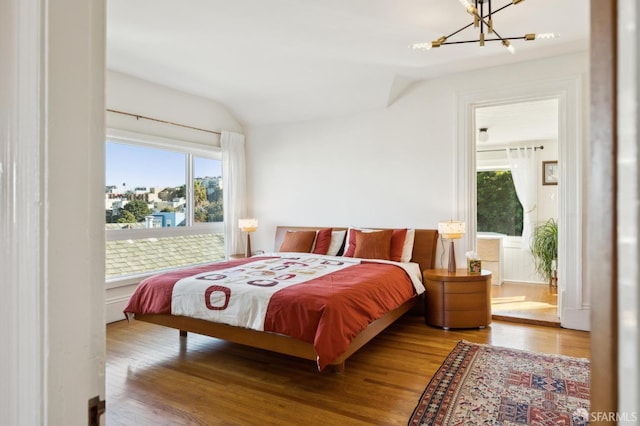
390 228 408 262
312 228 333 255
353 229 393 260
279 231 316 253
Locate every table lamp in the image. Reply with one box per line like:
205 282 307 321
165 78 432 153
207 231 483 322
438 220 466 273
238 218 258 257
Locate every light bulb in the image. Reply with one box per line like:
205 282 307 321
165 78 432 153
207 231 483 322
536 33 558 39
411 42 432 50
502 40 516 54
458 0 477 15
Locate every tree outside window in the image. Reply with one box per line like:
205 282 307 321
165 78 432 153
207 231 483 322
477 170 523 236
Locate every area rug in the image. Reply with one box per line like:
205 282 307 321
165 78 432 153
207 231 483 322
408 341 590 425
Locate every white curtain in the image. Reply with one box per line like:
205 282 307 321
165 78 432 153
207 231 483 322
507 147 537 250
221 131 247 257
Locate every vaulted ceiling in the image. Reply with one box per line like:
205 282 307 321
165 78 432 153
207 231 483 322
107 0 589 127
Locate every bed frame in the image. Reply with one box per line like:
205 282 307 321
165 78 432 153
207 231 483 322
135 226 438 372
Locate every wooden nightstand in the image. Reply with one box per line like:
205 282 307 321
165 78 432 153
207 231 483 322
229 253 247 259
423 269 492 329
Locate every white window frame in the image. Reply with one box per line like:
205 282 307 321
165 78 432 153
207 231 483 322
105 128 224 288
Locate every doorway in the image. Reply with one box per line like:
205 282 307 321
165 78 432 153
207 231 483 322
455 74 587 331
474 100 559 326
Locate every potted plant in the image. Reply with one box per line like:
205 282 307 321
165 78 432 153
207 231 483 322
531 218 558 284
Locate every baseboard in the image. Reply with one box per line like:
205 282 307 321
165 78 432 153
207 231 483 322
560 307 590 331
106 295 132 324
492 314 561 328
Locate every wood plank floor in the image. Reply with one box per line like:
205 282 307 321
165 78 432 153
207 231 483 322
491 281 559 326
106 314 589 425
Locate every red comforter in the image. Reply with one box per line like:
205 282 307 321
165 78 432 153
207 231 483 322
124 256 417 370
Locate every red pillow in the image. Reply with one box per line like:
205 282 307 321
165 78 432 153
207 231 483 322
312 228 333 255
279 231 316 252
343 228 359 257
353 229 393 260
390 228 408 262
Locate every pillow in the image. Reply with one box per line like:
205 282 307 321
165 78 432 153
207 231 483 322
390 228 408 262
343 227 377 257
353 229 393 260
311 228 333 255
344 227 413 261
401 229 416 263
327 230 346 256
279 230 316 253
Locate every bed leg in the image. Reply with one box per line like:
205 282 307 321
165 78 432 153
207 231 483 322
332 362 345 374
179 330 187 337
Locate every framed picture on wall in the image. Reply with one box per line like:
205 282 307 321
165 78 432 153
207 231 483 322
543 161 558 185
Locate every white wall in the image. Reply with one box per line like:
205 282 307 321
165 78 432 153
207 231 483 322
104 70 245 323
107 69 243 146
246 53 588 258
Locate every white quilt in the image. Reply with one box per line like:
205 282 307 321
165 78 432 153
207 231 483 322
171 254 359 330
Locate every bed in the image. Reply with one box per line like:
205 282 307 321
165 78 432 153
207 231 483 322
124 226 438 372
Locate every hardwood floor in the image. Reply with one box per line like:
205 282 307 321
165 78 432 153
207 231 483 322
491 281 559 326
106 314 589 425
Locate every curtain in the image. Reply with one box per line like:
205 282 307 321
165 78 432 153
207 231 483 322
507 147 537 250
221 131 247 257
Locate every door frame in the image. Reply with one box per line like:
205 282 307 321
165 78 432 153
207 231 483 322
0 0 107 423
589 0 619 417
456 75 588 330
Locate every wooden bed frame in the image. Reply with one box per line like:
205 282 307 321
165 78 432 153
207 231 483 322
135 226 438 372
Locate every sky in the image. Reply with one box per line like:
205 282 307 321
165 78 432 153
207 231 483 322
106 142 222 190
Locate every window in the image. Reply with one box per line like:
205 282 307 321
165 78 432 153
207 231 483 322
476 170 523 236
105 132 225 285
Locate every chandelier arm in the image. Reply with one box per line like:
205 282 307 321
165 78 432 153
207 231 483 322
441 36 526 45
488 26 508 42
443 1 514 41
444 21 476 40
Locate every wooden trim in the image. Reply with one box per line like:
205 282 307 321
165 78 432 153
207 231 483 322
136 298 417 371
589 0 618 420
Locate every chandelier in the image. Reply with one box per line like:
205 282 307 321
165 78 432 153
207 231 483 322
411 0 557 54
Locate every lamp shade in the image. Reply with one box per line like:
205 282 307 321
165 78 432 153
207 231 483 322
438 220 465 239
238 218 258 232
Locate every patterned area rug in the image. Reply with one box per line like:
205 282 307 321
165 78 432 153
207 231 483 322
409 341 590 425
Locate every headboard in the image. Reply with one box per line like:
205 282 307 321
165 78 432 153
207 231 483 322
274 226 438 273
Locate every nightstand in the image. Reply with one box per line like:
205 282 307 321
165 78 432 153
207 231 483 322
229 253 247 259
423 269 492 329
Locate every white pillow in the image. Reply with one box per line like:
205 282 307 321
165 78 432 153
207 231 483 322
327 230 347 256
401 229 415 263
